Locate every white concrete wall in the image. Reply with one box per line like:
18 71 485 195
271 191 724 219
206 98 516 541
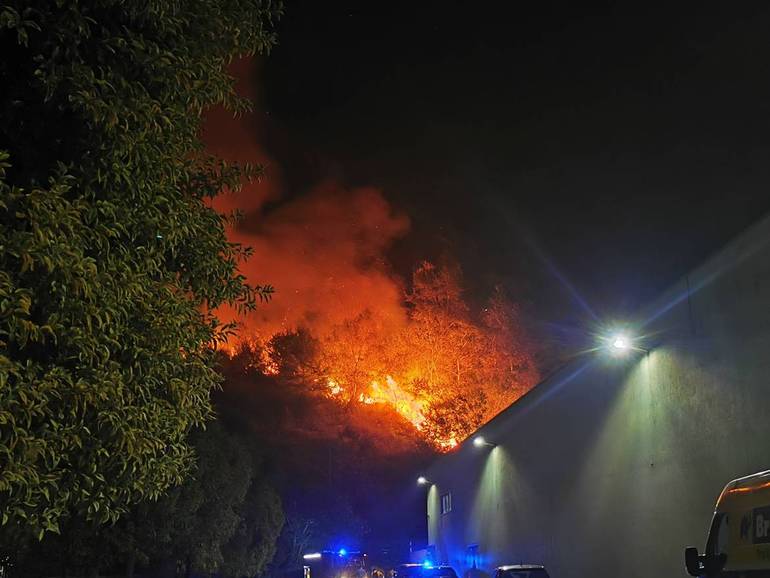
425 214 770 578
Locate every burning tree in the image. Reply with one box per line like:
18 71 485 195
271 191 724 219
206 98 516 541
317 311 394 406
479 286 540 416
402 262 487 399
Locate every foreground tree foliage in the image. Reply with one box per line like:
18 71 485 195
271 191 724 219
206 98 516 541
7 423 284 578
0 1 280 535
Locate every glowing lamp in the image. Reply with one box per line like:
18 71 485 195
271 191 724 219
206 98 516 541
472 435 495 448
422 561 434 569
611 334 630 351
417 476 429 485
303 553 322 560
338 549 348 557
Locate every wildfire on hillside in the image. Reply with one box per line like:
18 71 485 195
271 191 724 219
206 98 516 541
206 58 539 451
220 261 539 451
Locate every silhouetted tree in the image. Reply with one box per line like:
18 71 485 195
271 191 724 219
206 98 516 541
271 328 321 383
422 392 488 447
9 423 284 578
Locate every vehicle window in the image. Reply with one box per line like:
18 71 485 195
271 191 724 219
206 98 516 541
705 513 729 556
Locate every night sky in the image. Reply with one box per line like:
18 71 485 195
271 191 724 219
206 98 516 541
257 1 770 346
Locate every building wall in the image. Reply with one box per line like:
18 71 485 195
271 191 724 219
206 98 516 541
424 215 770 578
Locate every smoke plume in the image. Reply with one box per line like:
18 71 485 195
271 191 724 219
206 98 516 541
204 58 409 340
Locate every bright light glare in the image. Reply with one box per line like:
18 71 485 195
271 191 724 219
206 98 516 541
611 335 629 350
338 549 347 557
422 561 434 569
303 553 322 560
607 332 634 355
417 476 428 485
473 436 486 447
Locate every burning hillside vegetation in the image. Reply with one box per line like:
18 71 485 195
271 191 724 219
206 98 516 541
223 260 539 450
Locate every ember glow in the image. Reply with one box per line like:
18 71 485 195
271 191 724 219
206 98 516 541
326 375 427 430
369 376 427 429
207 58 539 451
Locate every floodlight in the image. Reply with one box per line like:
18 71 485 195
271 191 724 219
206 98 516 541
473 435 496 448
611 334 630 351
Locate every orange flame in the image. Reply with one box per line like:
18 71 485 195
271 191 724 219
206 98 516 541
322 374 460 448
327 378 343 396
439 437 458 450
368 376 427 430
326 375 425 426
